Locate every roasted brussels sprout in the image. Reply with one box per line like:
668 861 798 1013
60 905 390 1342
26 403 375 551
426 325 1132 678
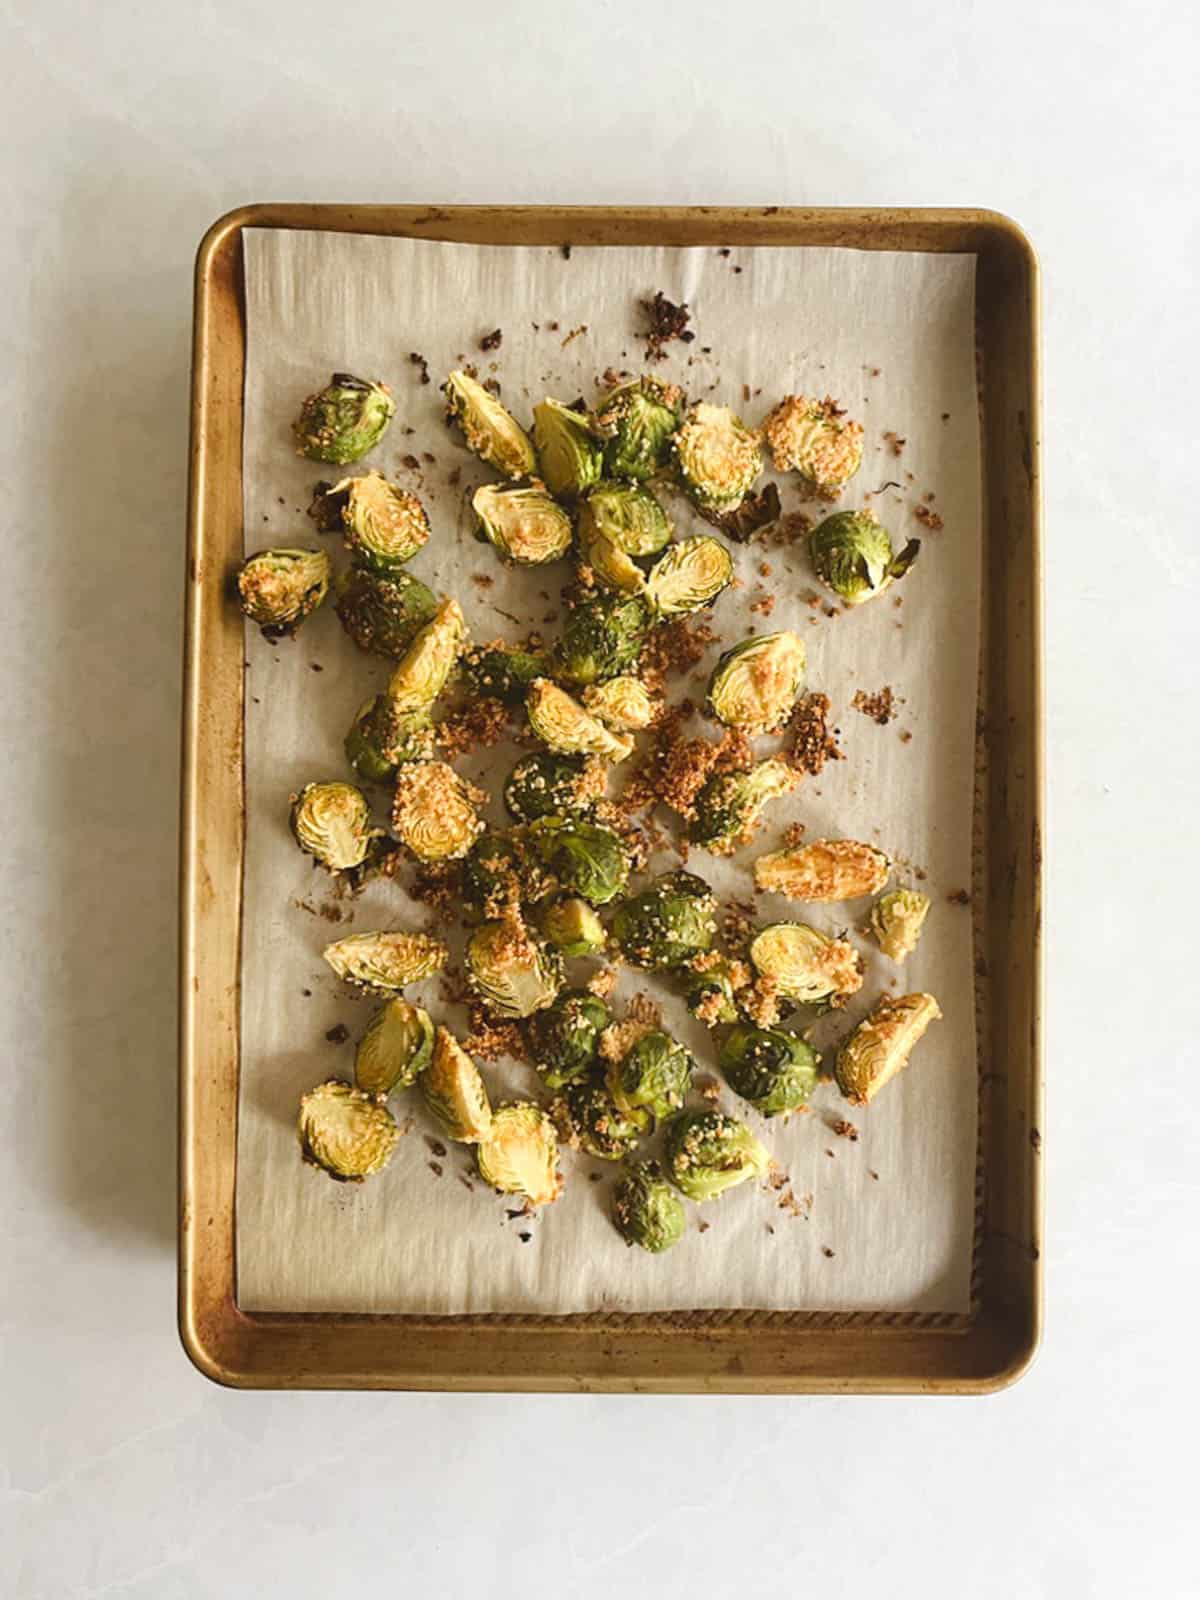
293 374 395 464
582 675 658 733
290 781 380 872
707 631 807 733
532 398 604 499
344 695 433 783
526 679 634 762
331 472 430 571
537 896 607 957
645 534 734 617
298 1079 401 1180
236 548 331 638
391 760 484 862
579 481 672 557
592 375 683 482
386 597 466 715
476 1102 563 1206
809 510 919 606
762 394 864 495
503 752 604 823
691 758 799 854
613 1159 686 1253
322 929 449 995
834 992 942 1105
355 998 434 1097
334 567 440 658
680 953 746 1026
466 913 563 1018
611 870 717 970
462 641 552 703
528 817 630 906
555 593 653 687
871 888 932 961
606 1030 694 1122
663 1110 768 1201
444 369 536 479
472 483 574 565
748 922 863 1006
555 1081 651 1160
718 1023 819 1117
672 402 762 511
526 987 611 1088
461 829 548 918
754 838 890 902
577 516 648 595
422 1025 493 1143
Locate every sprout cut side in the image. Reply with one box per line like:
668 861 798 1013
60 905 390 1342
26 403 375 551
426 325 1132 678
421 1026 494 1143
762 394 864 494
237 548 331 637
707 631 807 733
645 535 734 617
834 992 942 1105
870 888 932 961
672 402 762 511
391 760 485 861
532 398 604 499
753 838 890 902
322 929 449 995
476 1102 563 1207
526 679 634 762
298 1080 401 1181
386 597 466 715
443 369 536 479
293 373 395 464
290 780 379 872
334 472 430 571
748 922 863 1006
472 483 574 565
355 998 435 1097
466 914 563 1019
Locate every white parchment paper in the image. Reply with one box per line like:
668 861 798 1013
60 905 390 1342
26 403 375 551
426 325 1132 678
236 228 980 1314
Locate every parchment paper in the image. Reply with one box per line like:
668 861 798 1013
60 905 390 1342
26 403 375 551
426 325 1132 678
236 228 981 1314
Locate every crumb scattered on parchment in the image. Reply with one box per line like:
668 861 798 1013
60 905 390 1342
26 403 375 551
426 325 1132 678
619 704 751 821
869 1169 880 1181
899 729 913 744
697 1220 711 1234
395 1115 415 1138
749 591 776 616
587 966 618 999
560 324 587 348
409 352 430 384
643 290 695 360
915 503 944 531
852 686 899 726
882 431 906 456
783 821 807 849
426 1137 448 1157
831 1118 859 1142
324 1023 349 1044
561 244 572 260
480 328 502 352
294 897 347 924
638 616 716 693
695 1075 722 1105
947 888 971 905
458 1175 475 1191
822 1246 836 1258
436 696 511 758
783 693 844 776
428 1161 444 1177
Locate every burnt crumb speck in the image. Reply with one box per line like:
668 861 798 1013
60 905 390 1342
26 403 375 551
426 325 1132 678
401 453 421 470
409 352 430 384
301 988 312 998
480 328 503 352
428 1161 444 1177
519 1231 533 1243
822 1246 836 1258
310 662 323 673
947 888 971 906
324 1023 349 1044
588 1171 604 1183
561 243 572 259
643 290 695 360
506 1208 526 1221
831 1118 859 1141
426 1137 448 1158
483 376 502 398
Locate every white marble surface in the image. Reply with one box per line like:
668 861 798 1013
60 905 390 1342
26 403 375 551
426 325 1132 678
1 1 1197 1595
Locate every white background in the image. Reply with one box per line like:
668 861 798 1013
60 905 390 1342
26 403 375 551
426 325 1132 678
1 1 1196 1595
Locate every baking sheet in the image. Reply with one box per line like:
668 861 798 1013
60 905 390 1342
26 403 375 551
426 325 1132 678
236 228 981 1315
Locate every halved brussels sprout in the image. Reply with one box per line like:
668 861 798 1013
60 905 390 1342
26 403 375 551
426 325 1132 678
532 398 604 499
293 374 395 464
690 758 799 855
504 752 605 824
577 517 649 595
466 913 563 1018
526 679 634 762
236 548 331 637
298 1080 402 1181
834 992 942 1105
613 1159 686 1253
391 760 484 862
748 922 863 1005
644 535 734 617
871 888 932 961
322 929 449 995
592 376 683 481
672 402 762 511
663 1110 768 1201
809 510 920 606
526 987 611 1088
611 869 717 970
344 695 433 783
679 953 747 1027
462 641 552 703
582 675 657 731
331 472 430 571
718 1023 820 1117
462 829 548 918
476 1102 563 1206
355 998 434 1097
537 896 607 957
606 1029 694 1122
762 395 864 495
422 1025 493 1143
555 593 653 687
386 597 466 716
290 781 380 872
754 838 890 902
555 1081 651 1161
334 567 440 658
444 369 536 479
528 817 630 906
707 631 807 733
579 481 672 558
472 483 574 565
